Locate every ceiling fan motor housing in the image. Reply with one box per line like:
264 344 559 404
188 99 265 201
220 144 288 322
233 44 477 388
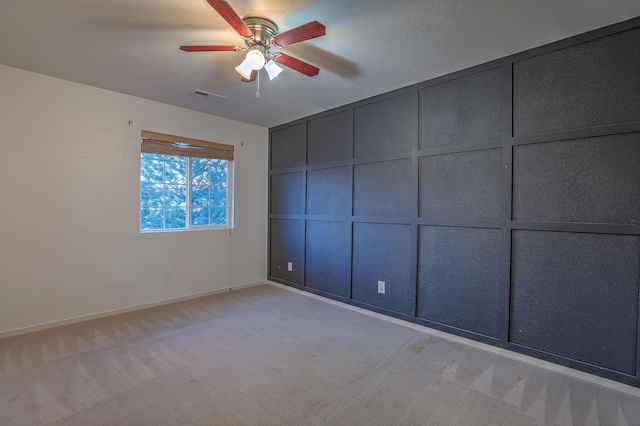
243 17 278 53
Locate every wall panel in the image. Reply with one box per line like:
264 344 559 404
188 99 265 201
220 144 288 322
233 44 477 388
270 172 304 215
354 159 413 217
307 166 351 216
419 68 503 149
352 223 414 316
419 149 502 221
513 133 640 224
307 110 351 165
271 123 306 170
305 221 351 298
270 219 304 284
513 28 640 137
511 230 639 375
354 93 413 158
418 226 501 338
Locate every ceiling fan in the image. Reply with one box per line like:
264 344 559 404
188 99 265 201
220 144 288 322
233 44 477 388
180 0 326 84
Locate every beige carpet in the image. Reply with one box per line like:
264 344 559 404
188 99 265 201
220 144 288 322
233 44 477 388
1 284 639 425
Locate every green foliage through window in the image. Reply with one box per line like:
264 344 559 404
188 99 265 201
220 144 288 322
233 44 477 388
140 153 230 230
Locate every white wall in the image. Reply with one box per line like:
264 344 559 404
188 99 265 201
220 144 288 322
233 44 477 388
0 65 268 335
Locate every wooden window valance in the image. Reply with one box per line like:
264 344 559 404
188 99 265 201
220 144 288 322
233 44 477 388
141 130 234 161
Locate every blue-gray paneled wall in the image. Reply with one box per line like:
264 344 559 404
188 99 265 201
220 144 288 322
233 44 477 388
268 18 640 388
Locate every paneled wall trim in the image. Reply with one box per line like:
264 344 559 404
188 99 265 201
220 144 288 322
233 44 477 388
269 17 640 388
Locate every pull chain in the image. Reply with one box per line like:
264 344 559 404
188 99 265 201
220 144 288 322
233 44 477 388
256 70 260 98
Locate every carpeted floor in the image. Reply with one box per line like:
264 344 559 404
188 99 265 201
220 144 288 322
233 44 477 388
1 283 639 425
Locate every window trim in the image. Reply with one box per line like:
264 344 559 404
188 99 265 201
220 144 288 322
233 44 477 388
140 131 234 232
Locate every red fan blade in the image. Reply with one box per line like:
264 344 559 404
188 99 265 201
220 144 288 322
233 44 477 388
241 70 258 83
272 21 325 47
180 45 241 52
273 53 320 77
207 0 254 40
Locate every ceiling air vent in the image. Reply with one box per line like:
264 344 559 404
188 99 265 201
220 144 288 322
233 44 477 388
190 89 226 102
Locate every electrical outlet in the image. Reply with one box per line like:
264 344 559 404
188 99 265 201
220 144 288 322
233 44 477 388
377 281 385 294
166 271 173 281
287 262 293 272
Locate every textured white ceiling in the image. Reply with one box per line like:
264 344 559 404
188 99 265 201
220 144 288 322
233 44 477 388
1 0 639 128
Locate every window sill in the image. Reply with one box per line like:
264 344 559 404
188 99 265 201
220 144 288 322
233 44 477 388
139 225 233 234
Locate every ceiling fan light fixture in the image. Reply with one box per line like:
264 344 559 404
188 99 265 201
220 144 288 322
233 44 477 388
245 49 265 70
235 60 253 80
264 59 283 80
180 3 327 84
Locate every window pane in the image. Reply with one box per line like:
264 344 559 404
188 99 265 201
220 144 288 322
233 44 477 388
191 207 209 226
211 160 228 182
141 183 164 207
192 163 211 185
211 187 227 207
165 160 187 184
210 208 227 225
165 208 186 229
141 159 164 183
141 207 163 230
192 187 209 206
165 185 187 207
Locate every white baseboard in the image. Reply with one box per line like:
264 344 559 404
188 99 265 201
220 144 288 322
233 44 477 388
0 280 268 339
268 281 640 397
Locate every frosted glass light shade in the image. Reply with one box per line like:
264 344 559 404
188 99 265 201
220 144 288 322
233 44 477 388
264 60 283 80
235 60 253 79
245 50 265 70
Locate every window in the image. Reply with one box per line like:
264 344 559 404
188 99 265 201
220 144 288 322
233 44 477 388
140 131 234 231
